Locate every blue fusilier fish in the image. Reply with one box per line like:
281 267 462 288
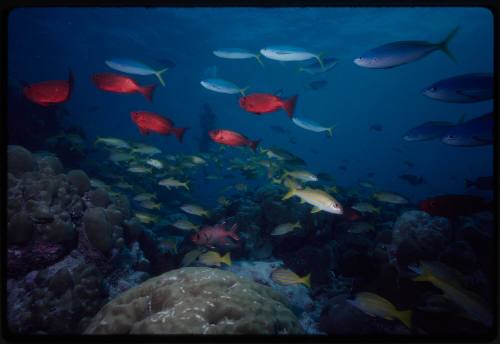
260 45 325 70
353 26 459 68
292 117 335 137
298 57 338 74
213 48 264 66
442 113 492 146
403 120 459 142
105 58 169 86
200 78 249 96
422 73 493 103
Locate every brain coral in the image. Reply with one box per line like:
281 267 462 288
84 267 304 334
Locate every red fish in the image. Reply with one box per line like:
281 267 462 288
239 93 298 118
191 223 240 249
92 73 156 102
131 111 187 143
419 194 491 218
23 71 74 106
209 129 260 152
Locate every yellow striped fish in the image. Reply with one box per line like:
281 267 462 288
271 269 311 288
198 251 232 267
282 185 343 214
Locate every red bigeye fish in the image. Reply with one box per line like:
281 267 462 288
130 111 187 143
419 194 491 218
191 223 239 249
208 129 260 152
23 71 74 106
92 73 156 102
239 93 298 118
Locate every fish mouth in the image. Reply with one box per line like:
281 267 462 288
353 58 363 66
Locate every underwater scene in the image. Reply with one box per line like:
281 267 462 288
6 7 495 336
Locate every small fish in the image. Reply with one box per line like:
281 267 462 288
131 111 187 143
283 170 318 182
423 73 493 103
135 212 159 224
105 58 169 86
159 178 189 190
192 222 239 248
441 113 492 146
354 26 459 68
198 251 232 267
209 129 260 152
139 200 161 210
373 192 409 204
171 219 199 232
213 48 264 66
419 194 491 218
239 93 298 118
347 222 375 234
133 193 156 201
358 181 374 188
399 174 425 186
91 72 156 102
306 80 328 90
127 166 152 174
95 137 131 150
403 121 456 141
115 182 133 189
411 261 492 327
271 221 301 236
181 204 209 217
352 202 380 214
90 179 109 189
110 152 134 164
131 145 162 156
261 45 325 69
200 78 249 96
271 268 311 288
282 185 343 214
23 71 73 106
146 158 163 169
347 292 412 328
292 117 335 137
369 123 383 132
465 176 493 190
181 248 206 267
298 57 338 74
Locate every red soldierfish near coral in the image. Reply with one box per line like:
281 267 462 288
209 129 260 152
130 111 187 143
239 93 298 118
91 73 156 102
23 71 74 106
191 223 240 249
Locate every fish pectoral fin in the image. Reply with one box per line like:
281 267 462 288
311 207 321 213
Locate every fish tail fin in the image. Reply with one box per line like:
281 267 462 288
271 177 282 184
140 84 157 102
257 146 266 154
283 95 298 118
154 68 169 87
221 252 232 266
229 223 239 240
249 139 260 152
302 273 311 288
465 179 474 188
397 310 413 329
282 185 297 200
438 26 459 63
172 127 188 143
255 54 264 67
240 86 250 96
183 182 190 190
295 221 302 228
154 203 161 210
315 52 326 71
326 125 336 137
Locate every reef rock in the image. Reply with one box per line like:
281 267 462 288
84 267 304 334
8 145 35 177
67 169 91 196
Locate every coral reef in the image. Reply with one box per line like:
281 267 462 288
84 267 304 334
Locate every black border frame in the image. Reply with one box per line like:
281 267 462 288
1 1 498 343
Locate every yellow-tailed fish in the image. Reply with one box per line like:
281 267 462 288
94 137 130 150
283 170 318 182
131 145 162 156
282 185 343 214
347 292 412 329
373 192 409 204
181 248 206 267
133 193 156 202
198 251 232 267
134 212 159 224
352 202 381 214
127 166 152 174
158 177 189 190
139 200 161 210
410 261 492 327
171 219 199 232
271 269 311 288
146 158 163 169
180 204 209 217
115 182 133 189
271 221 302 236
